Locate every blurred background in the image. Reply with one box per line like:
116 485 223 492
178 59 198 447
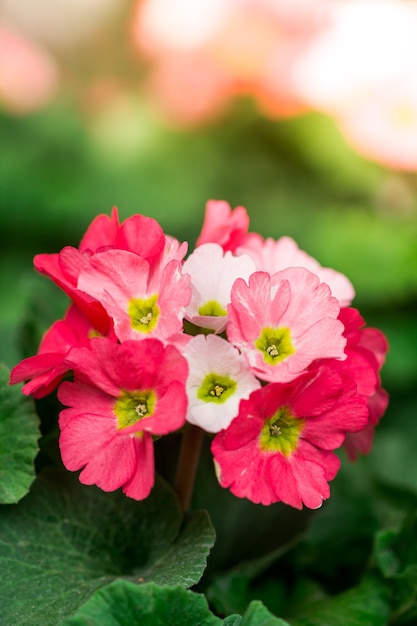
1 0 416 501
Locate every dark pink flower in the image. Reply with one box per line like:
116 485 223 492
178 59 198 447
212 366 369 509
58 337 188 500
34 247 111 335
196 200 250 252
33 208 167 334
334 308 389 460
9 304 113 398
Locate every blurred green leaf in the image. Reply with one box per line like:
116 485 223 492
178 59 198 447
368 394 417 496
0 364 40 503
0 470 215 626
374 514 417 624
294 460 378 593
306 208 417 307
290 576 389 626
207 540 297 616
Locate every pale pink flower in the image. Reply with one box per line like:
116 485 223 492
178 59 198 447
0 24 59 114
196 200 250 252
212 365 369 508
227 268 346 382
131 0 328 125
144 53 233 127
77 248 190 343
183 334 260 433
236 234 354 307
293 0 417 117
182 243 255 333
338 80 417 171
58 337 188 500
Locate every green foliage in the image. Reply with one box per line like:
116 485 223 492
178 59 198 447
374 514 417 624
289 576 389 626
0 365 40 503
207 540 297 616
60 581 223 626
0 470 215 626
60 580 290 626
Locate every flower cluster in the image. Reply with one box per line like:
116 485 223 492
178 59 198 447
10 201 388 508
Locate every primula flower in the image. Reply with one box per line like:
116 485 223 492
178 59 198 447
183 334 260 433
183 242 255 333
196 199 250 252
212 366 369 508
227 268 346 383
338 80 417 171
33 208 167 334
236 234 355 307
58 337 188 500
335 308 389 459
0 23 59 115
77 248 191 343
9 304 115 398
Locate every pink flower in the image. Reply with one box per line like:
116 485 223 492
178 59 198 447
34 247 111 335
58 337 188 500
77 248 191 343
227 268 346 383
334 308 389 460
196 200 250 252
79 206 166 261
33 208 167 333
236 234 354 307
182 243 255 333
0 24 59 114
9 304 114 398
212 365 369 508
338 81 417 171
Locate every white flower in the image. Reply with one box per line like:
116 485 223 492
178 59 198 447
183 334 260 433
182 243 255 333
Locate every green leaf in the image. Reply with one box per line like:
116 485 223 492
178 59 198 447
207 540 297 616
60 581 291 626
0 364 40 503
374 514 417 623
369 395 417 496
239 601 290 626
294 460 378 592
60 580 222 626
143 508 215 588
0 469 215 626
290 576 389 626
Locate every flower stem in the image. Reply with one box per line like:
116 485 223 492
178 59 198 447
174 425 204 511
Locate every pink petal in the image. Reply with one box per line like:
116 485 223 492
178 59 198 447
79 206 120 252
122 434 155 500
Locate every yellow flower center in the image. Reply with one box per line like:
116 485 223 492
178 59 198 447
259 406 304 456
127 294 160 333
255 327 295 365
